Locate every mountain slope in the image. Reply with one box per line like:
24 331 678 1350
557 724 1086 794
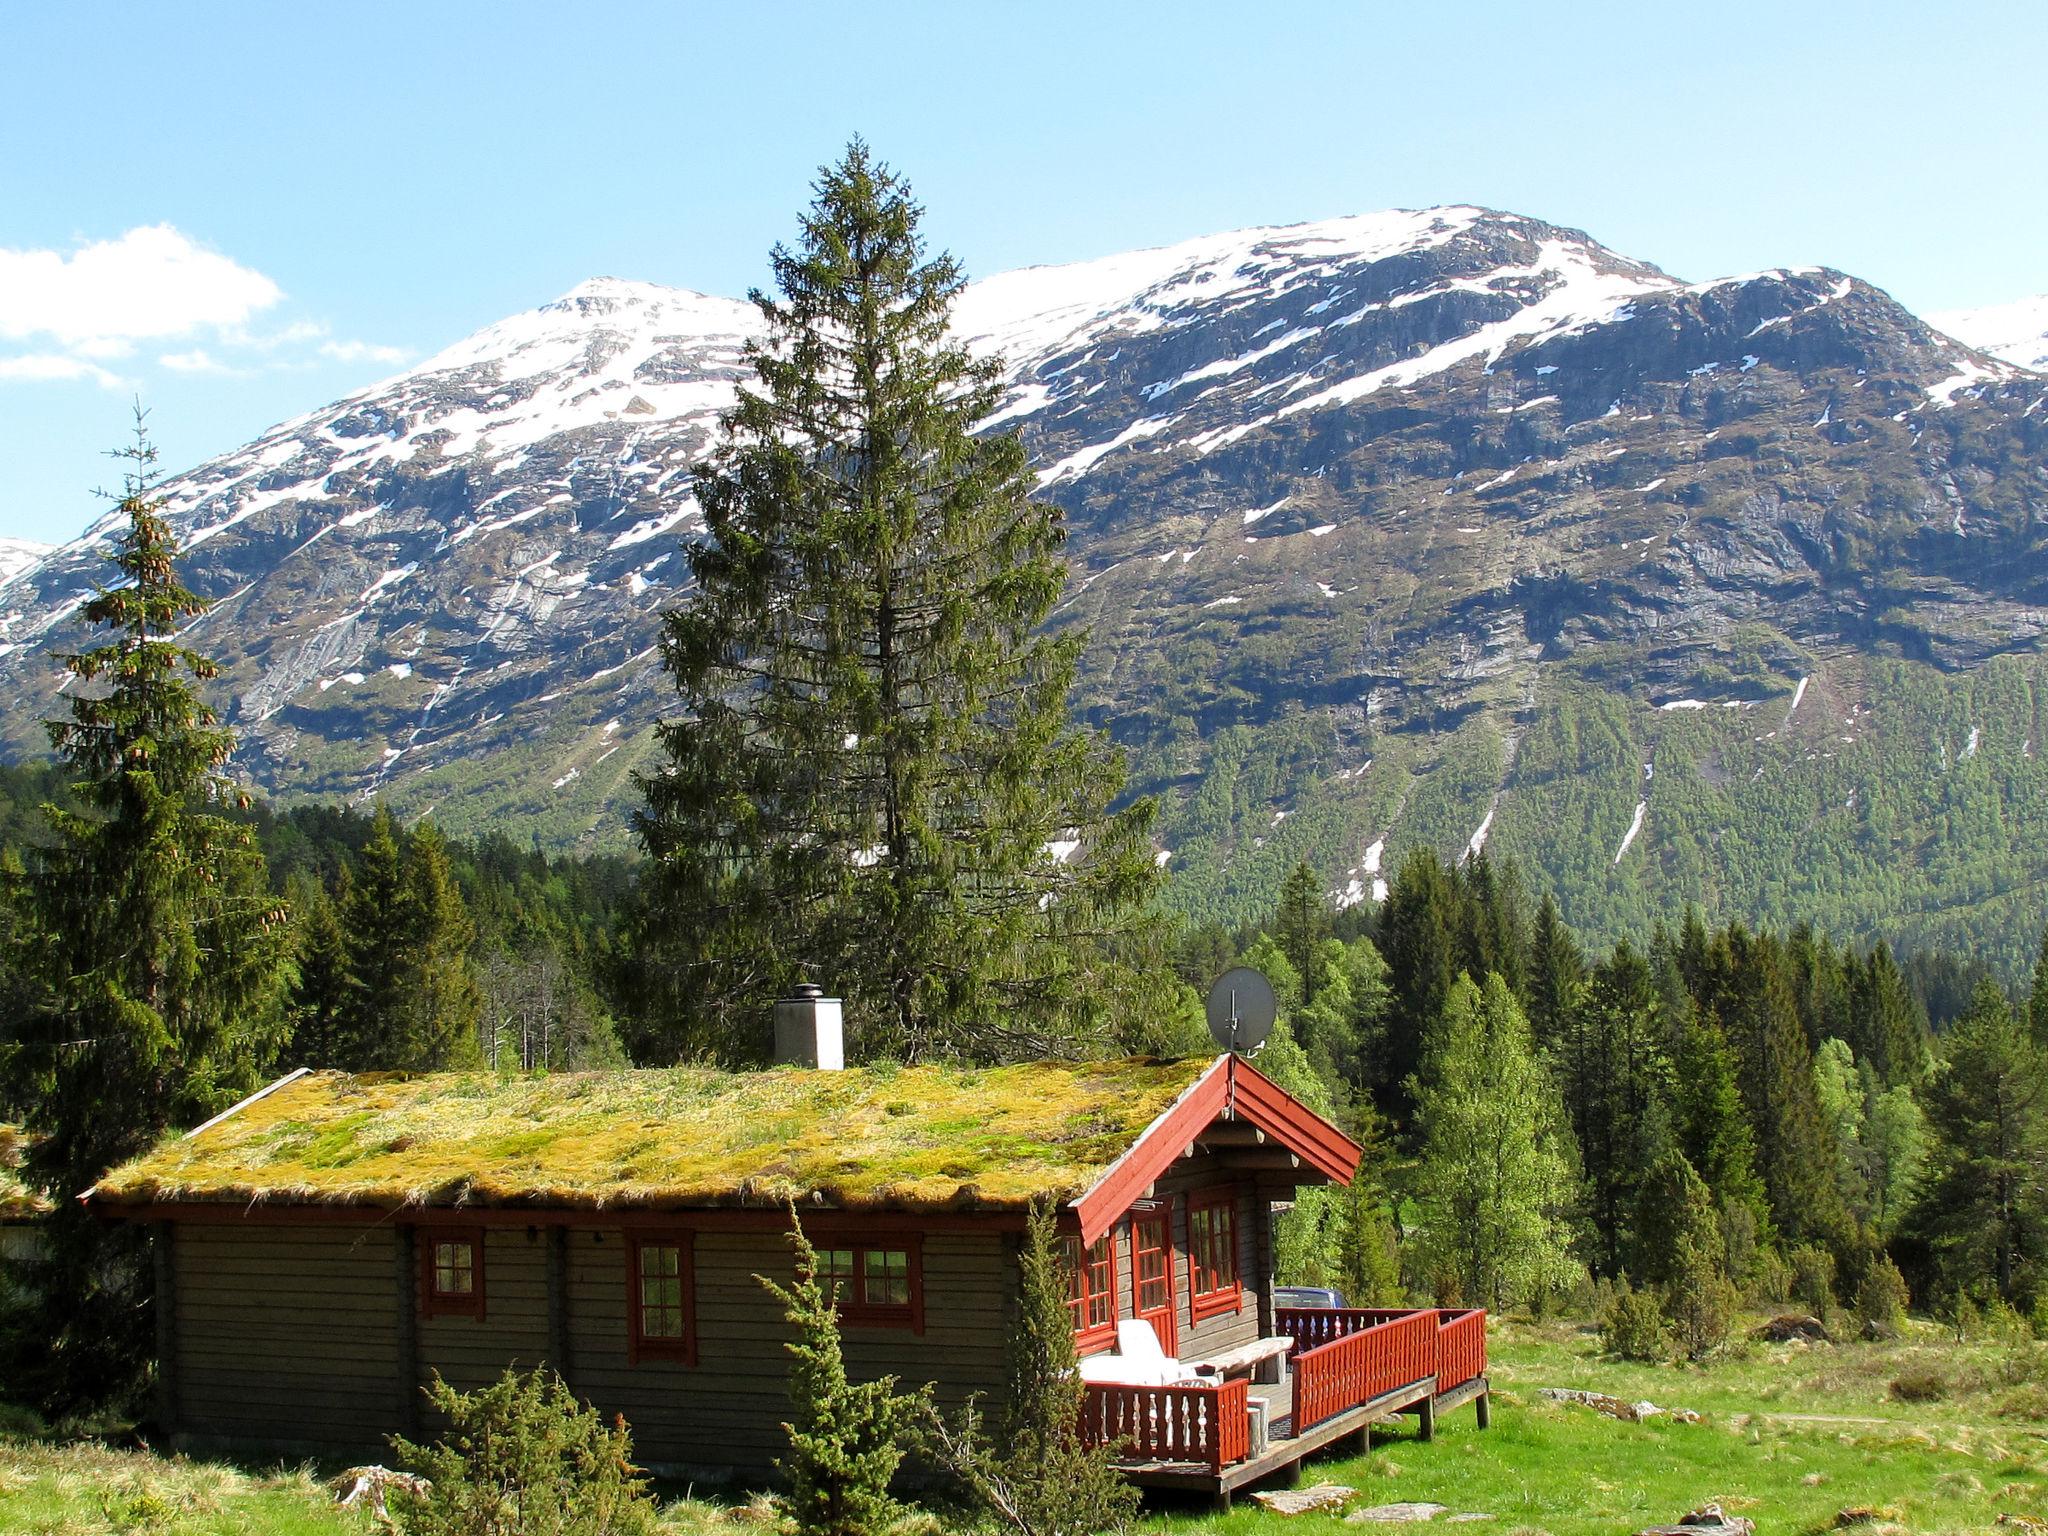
1934 293 2048 373
3 208 2045 964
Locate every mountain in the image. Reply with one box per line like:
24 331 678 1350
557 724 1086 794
3 207 2046 967
0 538 53 589
1933 293 2048 373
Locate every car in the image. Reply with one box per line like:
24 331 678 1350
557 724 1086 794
1273 1284 1347 1310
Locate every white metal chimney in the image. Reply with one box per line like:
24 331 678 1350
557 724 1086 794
773 983 845 1070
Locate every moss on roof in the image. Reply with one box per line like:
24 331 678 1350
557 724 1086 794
0 1124 51 1219
91 1057 1217 1215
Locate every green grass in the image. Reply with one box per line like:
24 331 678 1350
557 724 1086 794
6 1318 2047 1534
1159 1317 2048 1536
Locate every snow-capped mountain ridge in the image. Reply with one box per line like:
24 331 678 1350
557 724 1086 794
0 205 2039 874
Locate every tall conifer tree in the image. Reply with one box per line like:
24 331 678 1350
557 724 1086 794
1 415 289 1410
1378 847 1460 1122
1274 859 1329 1004
636 142 1157 1062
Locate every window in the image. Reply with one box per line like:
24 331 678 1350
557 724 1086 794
629 1234 696 1365
809 1239 923 1331
1063 1230 1117 1351
1188 1190 1242 1322
419 1227 485 1319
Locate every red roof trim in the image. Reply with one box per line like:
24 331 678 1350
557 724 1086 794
1069 1055 1362 1245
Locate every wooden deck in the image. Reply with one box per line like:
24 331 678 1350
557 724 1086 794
1113 1373 1490 1508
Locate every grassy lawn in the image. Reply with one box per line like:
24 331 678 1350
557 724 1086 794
3 1317 2045 1535
1164 1317 2048 1536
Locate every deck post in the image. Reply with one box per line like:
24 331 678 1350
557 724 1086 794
1417 1393 1437 1441
1476 1389 1491 1430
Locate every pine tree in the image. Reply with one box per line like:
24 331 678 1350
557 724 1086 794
287 872 353 1065
635 140 1157 1063
1566 939 1672 1276
1525 894 1584 1058
761 1208 930 1536
1412 973 1576 1310
1274 859 1329 1004
1378 847 1460 1123
1853 942 1929 1087
400 821 482 1069
1 414 290 1412
1669 1014 1770 1237
1911 981 2047 1301
1697 925 1850 1247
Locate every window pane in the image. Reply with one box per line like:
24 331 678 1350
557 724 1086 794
864 1249 910 1306
434 1241 473 1294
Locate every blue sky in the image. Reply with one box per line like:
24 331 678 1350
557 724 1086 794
3 0 2042 545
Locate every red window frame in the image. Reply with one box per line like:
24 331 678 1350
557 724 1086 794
1187 1188 1243 1323
806 1236 924 1333
628 1232 697 1366
419 1226 485 1320
1063 1228 1118 1353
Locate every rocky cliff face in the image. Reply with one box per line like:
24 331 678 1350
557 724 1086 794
3 208 2044 952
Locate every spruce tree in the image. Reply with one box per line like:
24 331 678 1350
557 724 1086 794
1670 1014 1770 1238
1911 981 2047 1301
1378 847 1460 1123
1853 942 1929 1087
1 415 290 1411
761 1208 929 1536
1525 893 1584 1058
1274 859 1329 1004
1569 940 1672 1276
400 821 483 1069
636 140 1157 1063
286 873 353 1065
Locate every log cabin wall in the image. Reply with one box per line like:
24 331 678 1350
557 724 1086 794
1150 1164 1261 1362
172 1223 401 1459
565 1228 1010 1475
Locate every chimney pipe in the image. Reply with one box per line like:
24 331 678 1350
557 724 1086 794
773 983 844 1070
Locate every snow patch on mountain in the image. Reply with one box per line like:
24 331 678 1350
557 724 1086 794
0 537 53 589
1932 293 2048 374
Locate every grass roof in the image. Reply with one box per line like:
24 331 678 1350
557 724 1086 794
0 1124 51 1219
90 1057 1218 1216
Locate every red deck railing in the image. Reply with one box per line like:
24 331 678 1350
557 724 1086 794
1078 1377 1251 1473
1277 1305 1487 1434
1433 1308 1486 1393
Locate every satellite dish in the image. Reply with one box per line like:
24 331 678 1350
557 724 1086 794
1205 967 1277 1055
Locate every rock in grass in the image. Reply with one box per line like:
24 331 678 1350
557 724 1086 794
1346 1503 1450 1523
1753 1314 1831 1343
1635 1504 1755 1536
1252 1484 1359 1516
1536 1388 1701 1424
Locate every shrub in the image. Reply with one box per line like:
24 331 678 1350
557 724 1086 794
1601 1278 1669 1362
1790 1244 1837 1315
389 1366 655 1536
1664 1237 1738 1362
929 1202 1138 1536
760 1208 930 1536
1856 1258 1909 1341
1995 1384 2048 1422
1745 1248 1794 1308
1888 1369 1948 1403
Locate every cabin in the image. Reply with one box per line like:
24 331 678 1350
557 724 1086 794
85 990 1487 1506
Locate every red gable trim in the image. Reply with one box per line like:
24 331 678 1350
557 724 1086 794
1069 1055 1362 1245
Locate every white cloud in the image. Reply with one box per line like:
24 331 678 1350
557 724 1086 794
0 353 122 387
158 348 241 375
319 338 409 366
0 225 283 348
